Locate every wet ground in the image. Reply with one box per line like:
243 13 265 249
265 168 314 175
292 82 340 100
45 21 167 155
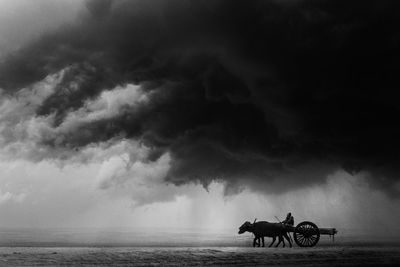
1 246 399 266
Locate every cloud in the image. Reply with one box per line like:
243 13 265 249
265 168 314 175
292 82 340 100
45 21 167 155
0 0 399 196
96 152 185 206
0 191 26 204
85 0 113 19
0 0 83 59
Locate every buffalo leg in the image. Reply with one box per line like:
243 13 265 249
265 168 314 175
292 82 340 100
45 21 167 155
275 236 282 247
255 237 262 247
261 237 265 247
269 236 276 247
283 233 292 248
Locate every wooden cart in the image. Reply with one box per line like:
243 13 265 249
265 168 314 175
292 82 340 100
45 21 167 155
286 221 337 247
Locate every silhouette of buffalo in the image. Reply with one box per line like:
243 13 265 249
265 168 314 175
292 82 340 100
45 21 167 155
238 220 292 247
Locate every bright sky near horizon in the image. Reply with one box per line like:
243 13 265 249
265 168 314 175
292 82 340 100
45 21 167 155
1 156 399 233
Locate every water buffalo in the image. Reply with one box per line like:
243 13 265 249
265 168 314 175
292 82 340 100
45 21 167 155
238 220 292 247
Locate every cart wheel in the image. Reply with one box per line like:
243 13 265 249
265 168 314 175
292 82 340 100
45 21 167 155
294 221 320 247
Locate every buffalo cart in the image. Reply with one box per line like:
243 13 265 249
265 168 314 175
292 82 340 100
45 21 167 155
286 221 337 247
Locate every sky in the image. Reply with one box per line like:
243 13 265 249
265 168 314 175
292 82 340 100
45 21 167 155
0 0 399 233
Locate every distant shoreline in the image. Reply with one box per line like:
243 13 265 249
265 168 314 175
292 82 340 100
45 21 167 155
1 241 400 248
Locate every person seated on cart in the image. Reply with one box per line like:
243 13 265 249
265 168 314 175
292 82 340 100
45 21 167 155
281 212 294 244
282 212 294 227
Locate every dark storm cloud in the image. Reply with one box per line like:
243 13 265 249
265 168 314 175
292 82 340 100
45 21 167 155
85 0 112 19
1 0 400 195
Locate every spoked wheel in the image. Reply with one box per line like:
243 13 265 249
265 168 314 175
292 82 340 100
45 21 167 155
294 221 320 247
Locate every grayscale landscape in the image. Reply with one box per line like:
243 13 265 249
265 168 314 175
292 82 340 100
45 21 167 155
1 0 400 266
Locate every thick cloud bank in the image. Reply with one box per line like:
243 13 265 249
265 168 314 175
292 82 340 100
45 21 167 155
1 0 399 195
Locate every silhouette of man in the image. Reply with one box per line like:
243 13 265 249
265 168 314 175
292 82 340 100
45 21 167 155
282 212 294 226
281 212 294 245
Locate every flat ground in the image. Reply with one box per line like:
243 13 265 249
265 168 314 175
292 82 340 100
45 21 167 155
1 246 399 266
